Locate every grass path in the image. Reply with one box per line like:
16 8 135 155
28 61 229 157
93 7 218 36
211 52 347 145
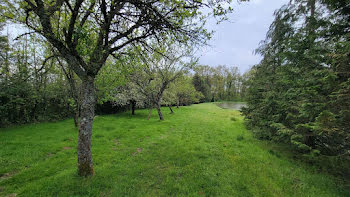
0 103 349 196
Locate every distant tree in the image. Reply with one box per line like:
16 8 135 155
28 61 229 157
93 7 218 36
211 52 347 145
162 86 177 114
223 66 240 100
134 43 194 120
192 72 211 102
0 34 74 127
192 65 243 102
173 75 203 107
238 70 252 100
0 23 10 82
113 82 146 115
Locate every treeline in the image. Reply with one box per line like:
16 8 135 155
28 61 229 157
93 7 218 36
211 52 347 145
242 0 350 175
0 32 185 126
111 63 248 120
0 24 245 126
193 65 249 102
0 30 74 125
0 27 138 126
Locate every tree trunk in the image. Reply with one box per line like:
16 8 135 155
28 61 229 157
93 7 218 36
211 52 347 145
147 107 153 120
73 110 79 128
169 105 174 114
31 101 37 122
177 98 179 108
156 101 164 120
131 100 136 115
77 76 95 176
155 84 167 120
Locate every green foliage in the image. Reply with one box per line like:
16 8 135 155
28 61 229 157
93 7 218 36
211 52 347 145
0 35 74 127
95 58 133 104
236 134 244 141
113 82 147 108
242 0 350 176
171 75 203 106
192 72 211 102
193 65 248 102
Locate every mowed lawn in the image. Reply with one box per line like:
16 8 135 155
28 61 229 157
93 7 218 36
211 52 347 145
0 103 349 196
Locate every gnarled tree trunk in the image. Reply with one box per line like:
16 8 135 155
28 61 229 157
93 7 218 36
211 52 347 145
77 76 95 176
155 84 167 120
156 101 164 120
169 105 174 114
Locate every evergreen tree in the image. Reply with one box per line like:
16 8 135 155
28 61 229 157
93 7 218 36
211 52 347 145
243 0 350 175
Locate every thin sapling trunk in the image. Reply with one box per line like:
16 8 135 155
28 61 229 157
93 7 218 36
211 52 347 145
131 100 136 115
169 105 174 114
147 107 153 120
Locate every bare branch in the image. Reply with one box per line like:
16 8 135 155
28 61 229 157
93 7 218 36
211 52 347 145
14 32 36 40
63 0 74 12
66 0 84 44
42 54 60 68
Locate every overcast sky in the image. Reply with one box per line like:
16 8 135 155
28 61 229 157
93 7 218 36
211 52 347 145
4 0 289 74
198 0 289 73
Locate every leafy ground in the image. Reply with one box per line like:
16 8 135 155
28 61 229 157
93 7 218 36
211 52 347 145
0 103 349 196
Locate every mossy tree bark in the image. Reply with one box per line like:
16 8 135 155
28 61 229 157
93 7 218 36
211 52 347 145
77 76 95 176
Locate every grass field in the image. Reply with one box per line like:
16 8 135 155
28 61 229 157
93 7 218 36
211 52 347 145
0 103 349 196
